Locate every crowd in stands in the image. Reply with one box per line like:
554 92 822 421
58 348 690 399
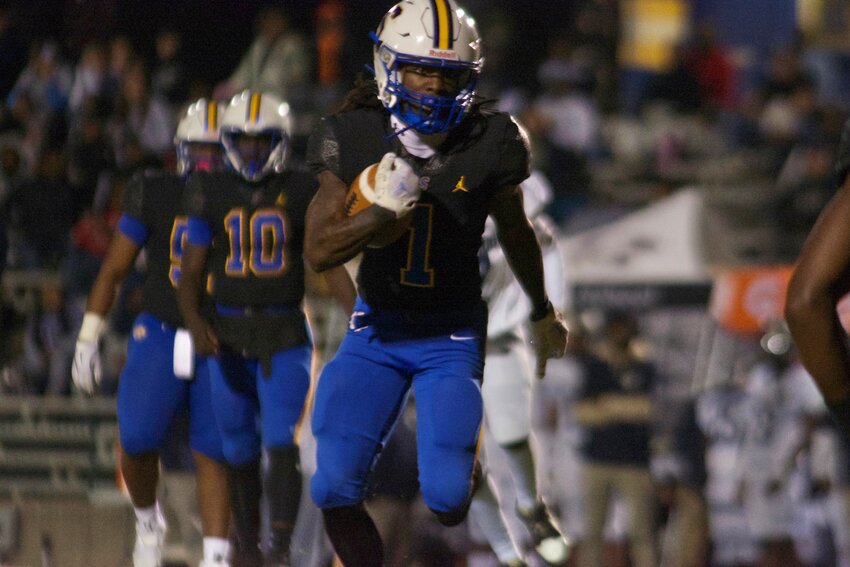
2 0 850 565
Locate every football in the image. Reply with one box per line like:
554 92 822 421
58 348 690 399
344 163 413 248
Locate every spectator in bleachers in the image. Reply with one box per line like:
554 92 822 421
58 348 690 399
107 61 175 164
314 1 345 97
61 170 123 299
473 8 527 110
757 47 812 109
523 36 602 224
0 133 26 207
6 40 71 125
0 3 26 102
773 136 838 261
66 101 114 212
758 76 821 153
21 281 74 396
104 35 134 103
214 5 311 104
114 133 164 176
1 91 43 174
4 145 75 269
67 40 109 118
150 28 188 109
0 210 6 281
304 0 350 154
683 24 736 114
643 43 704 115
578 0 620 112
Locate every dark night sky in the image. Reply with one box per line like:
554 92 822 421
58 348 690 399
6 1 377 83
6 1 578 93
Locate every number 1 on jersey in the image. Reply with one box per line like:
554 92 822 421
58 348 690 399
401 204 434 287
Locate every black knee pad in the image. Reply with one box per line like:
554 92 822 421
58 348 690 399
432 505 469 527
432 458 481 526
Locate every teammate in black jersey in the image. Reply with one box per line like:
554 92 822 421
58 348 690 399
72 99 231 567
177 90 354 567
786 117 850 442
302 2 569 565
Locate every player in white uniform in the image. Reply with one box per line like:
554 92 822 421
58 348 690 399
469 171 571 565
739 326 826 567
696 382 758 566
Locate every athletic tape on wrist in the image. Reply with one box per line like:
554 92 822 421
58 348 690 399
78 312 106 343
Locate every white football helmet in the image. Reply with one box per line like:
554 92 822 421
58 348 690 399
372 0 482 134
174 98 226 175
220 90 291 182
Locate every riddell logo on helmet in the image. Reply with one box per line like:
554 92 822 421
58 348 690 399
428 49 458 60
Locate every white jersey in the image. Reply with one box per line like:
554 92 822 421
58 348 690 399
481 171 569 338
696 387 759 564
740 361 825 481
739 360 825 540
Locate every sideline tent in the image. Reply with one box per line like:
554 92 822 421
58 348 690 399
561 188 712 310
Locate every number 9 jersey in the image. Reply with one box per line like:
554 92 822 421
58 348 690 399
120 170 190 327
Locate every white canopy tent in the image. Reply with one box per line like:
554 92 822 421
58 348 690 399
560 188 713 310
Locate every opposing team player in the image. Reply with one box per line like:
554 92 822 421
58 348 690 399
472 170 571 566
72 99 231 567
176 90 354 567
302 2 569 565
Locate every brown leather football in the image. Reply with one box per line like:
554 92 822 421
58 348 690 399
345 163 413 248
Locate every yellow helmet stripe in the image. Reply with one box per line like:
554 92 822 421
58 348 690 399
431 0 453 50
248 91 262 123
206 101 218 133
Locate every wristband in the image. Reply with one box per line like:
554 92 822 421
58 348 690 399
78 312 106 343
530 299 552 322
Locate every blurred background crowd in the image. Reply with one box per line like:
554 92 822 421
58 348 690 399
2 0 850 566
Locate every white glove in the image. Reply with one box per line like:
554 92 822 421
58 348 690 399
72 340 102 394
72 312 105 395
372 152 421 218
529 302 569 378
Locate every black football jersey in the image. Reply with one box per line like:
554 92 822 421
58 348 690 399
306 107 530 311
836 117 850 186
122 170 189 328
184 170 316 308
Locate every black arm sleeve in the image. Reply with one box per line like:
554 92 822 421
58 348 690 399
305 116 342 178
183 172 209 221
123 172 147 221
491 116 531 189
